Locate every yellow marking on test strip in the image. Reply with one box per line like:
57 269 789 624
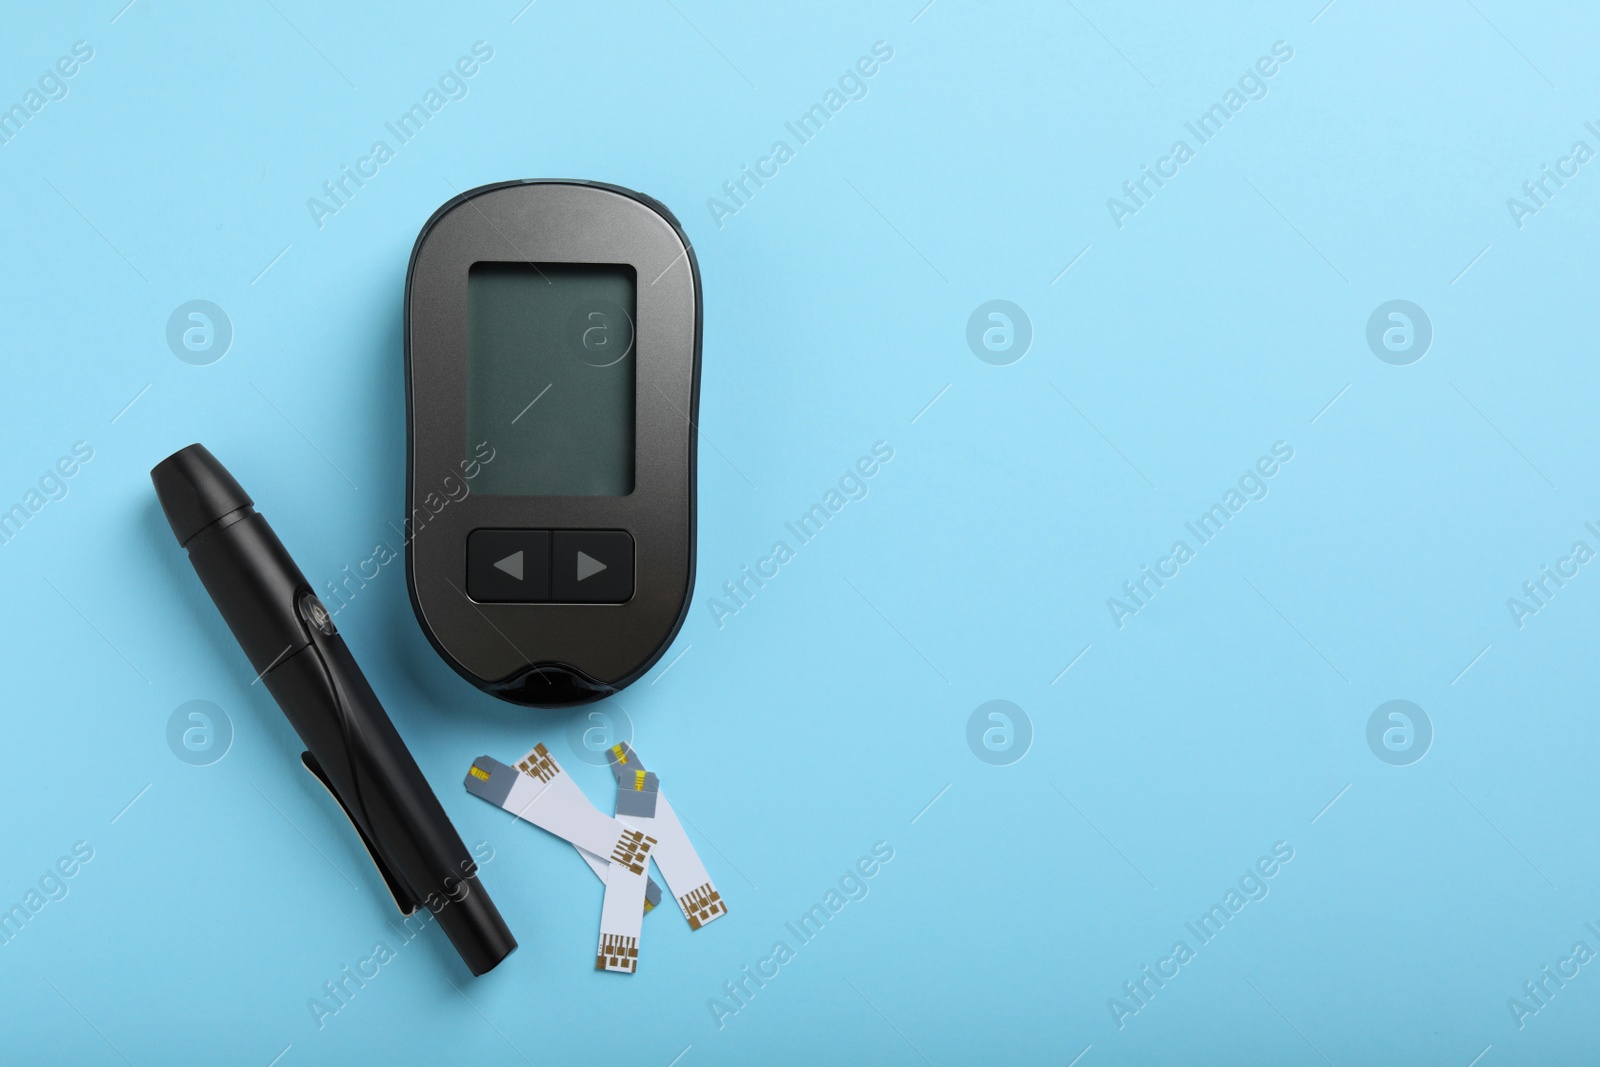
469 765 490 781
612 744 629 764
633 770 646 791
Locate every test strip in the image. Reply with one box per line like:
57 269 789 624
595 856 649 973
550 757 660 911
607 743 727 930
497 744 654 972
465 752 654 875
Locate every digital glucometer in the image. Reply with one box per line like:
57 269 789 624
405 181 700 708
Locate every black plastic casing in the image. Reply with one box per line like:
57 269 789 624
404 181 701 707
152 444 517 976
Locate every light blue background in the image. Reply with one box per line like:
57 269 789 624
2 0 1596 1063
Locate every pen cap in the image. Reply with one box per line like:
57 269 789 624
152 444 313 677
151 443 254 545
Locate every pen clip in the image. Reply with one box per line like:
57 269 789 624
300 750 420 916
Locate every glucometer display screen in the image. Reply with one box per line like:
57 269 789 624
467 262 636 496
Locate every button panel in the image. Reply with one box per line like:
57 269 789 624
466 529 633 604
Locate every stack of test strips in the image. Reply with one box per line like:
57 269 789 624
463 741 726 973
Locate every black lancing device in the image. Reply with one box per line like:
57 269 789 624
405 181 700 707
152 444 517 976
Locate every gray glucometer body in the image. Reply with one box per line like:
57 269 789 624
405 181 700 707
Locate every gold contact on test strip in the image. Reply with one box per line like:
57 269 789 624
611 744 629 765
516 743 558 783
633 769 647 791
468 765 489 781
609 830 657 876
597 933 638 973
680 883 727 930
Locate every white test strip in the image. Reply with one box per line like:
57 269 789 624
595 855 648 973
524 748 662 915
465 748 653 874
608 744 727 931
527 749 660 911
508 745 654 972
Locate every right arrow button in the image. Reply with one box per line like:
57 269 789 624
553 531 634 603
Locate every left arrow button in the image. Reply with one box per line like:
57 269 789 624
466 530 551 602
